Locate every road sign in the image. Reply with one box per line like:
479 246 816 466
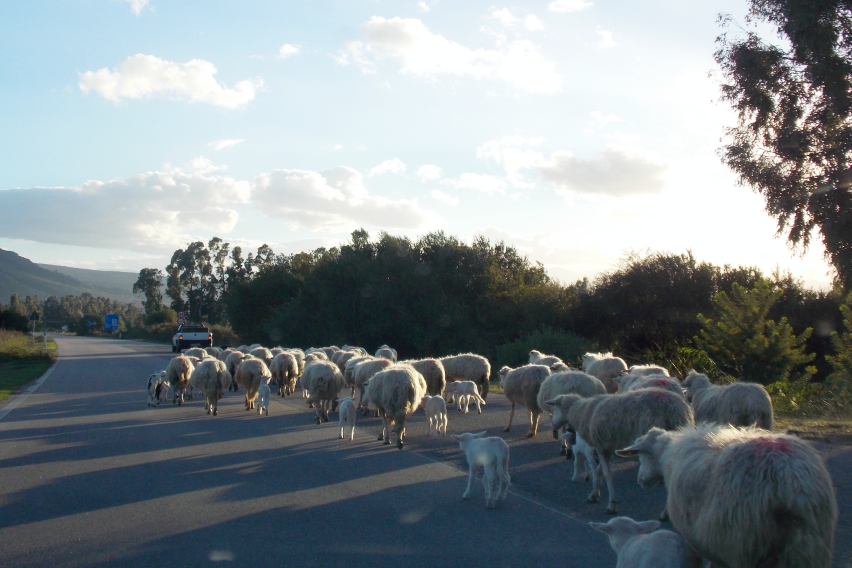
177 311 186 325
104 314 119 331
29 311 39 321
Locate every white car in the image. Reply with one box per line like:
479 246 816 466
171 324 213 352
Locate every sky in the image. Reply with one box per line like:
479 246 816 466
0 0 837 289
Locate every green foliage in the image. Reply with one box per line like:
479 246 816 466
144 307 177 326
696 278 815 384
716 2 852 289
133 268 163 314
0 309 29 332
827 302 852 382
491 328 590 371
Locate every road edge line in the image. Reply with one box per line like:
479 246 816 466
0 358 59 422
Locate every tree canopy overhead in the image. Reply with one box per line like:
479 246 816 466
716 0 852 289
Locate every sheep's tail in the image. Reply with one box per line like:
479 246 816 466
766 510 832 568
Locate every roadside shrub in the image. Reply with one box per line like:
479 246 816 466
491 327 590 372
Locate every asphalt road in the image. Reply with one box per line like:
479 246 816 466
0 336 848 567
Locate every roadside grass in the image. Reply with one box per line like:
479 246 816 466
0 330 56 403
775 415 852 444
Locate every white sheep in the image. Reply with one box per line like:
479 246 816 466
256 383 271 415
337 396 356 440
498 364 550 437
166 356 195 405
562 430 598 483
224 351 247 391
320 346 340 358
352 358 393 413
682 371 774 430
301 360 346 424
539 370 607 455
234 358 271 411
248 343 263 350
582 352 628 393
189 359 232 416
205 346 222 358
549 389 694 514
451 432 510 509
621 376 684 398
422 395 448 436
617 425 837 568
183 347 208 359
146 371 168 407
250 347 274 368
375 344 398 362
403 358 446 396
444 380 486 414
590 516 701 568
362 364 427 449
627 364 670 377
440 353 492 400
270 352 299 396
528 349 563 367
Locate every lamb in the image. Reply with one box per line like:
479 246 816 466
498 365 550 437
234 358 272 411
538 370 607 454
189 359 232 416
422 395 448 436
256 383 271 416
529 349 564 367
166 356 195 405
301 360 346 424
337 396 356 440
352 358 393 413
440 353 492 399
590 517 701 568
403 358 446 396
682 370 774 430
250 347 274 367
451 432 510 509
146 371 168 407
549 389 694 514
583 352 628 393
444 380 486 414
617 425 837 568
362 364 427 449
562 430 598 483
270 352 299 396
375 344 398 362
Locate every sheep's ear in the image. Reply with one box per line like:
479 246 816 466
472 431 487 438
615 447 640 459
635 521 660 534
589 522 612 534
451 434 461 440
544 399 556 407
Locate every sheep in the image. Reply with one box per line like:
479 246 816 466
550 362 575 373
583 352 628 393
189 359 232 416
621 376 684 398
627 364 670 377
146 371 168 407
270 347 285 357
422 395 448 436
218 348 238 362
304 351 328 364
402 358 446 396
617 425 838 568
529 349 564 367
590 517 701 568
321 346 340 358
236 344 251 353
301 360 346 424
375 344 398 362
444 380 486 414
440 353 492 400
682 371 774 430
287 348 306 375
256 383 271 416
549 389 694 514
498 364 550 437
248 343 262 350
343 355 373 395
563 430 598 483
341 344 368 356
250 347 274 368
334 350 361 374
337 396 356 440
451 432 510 509
362 364 427 449
352 358 393 413
270 352 299 396
538 370 607 455
166 356 195 405
234 358 272 411
224 351 247 391
205 346 222 358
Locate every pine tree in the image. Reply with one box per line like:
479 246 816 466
827 301 852 383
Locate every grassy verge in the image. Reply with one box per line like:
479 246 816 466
0 330 56 403
775 415 852 444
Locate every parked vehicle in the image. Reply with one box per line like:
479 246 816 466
172 324 212 352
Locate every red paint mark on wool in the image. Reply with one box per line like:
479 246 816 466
749 436 793 455
653 379 668 387
649 390 670 402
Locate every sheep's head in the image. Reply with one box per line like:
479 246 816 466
545 394 580 431
682 371 710 401
590 517 661 553
497 366 511 386
451 431 487 450
615 427 667 489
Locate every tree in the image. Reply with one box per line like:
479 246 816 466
715 1 852 289
696 278 814 384
827 299 852 383
133 268 164 314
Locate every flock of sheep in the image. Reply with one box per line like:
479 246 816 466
145 345 839 568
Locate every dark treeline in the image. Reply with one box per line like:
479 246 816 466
133 230 847 384
0 292 144 335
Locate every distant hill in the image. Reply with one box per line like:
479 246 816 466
0 248 142 305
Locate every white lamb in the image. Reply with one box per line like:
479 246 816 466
444 380 486 414
562 430 597 483
452 432 510 509
583 352 628 393
422 395 448 436
590 516 701 568
528 349 563 367
617 425 837 568
146 371 168 407
256 383 271 416
337 397 356 441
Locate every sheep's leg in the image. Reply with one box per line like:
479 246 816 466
586 448 603 503
349 423 355 441
442 414 447 435
462 465 476 500
527 410 540 437
572 447 585 482
396 422 404 449
339 423 344 439
482 466 494 508
497 456 510 500
598 451 618 514
504 402 515 432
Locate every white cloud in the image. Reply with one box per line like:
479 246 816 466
332 144 344 151
548 0 593 12
251 167 435 231
126 0 148 16
491 8 519 27
368 158 407 176
417 1 432 12
538 148 666 196
588 110 620 127
596 27 618 48
430 189 459 205
442 173 508 195
78 54 262 108
278 44 301 58
416 164 443 182
0 160 250 252
208 138 245 151
524 15 545 31
336 17 563 94
476 135 544 187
